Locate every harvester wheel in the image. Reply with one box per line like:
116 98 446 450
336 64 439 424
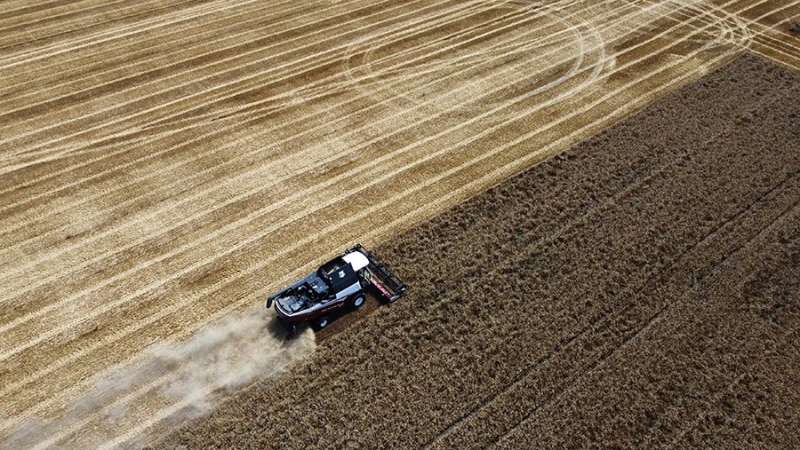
351 294 366 309
316 316 329 330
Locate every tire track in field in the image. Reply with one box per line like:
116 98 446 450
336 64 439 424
0 0 214 52
0 0 752 370
0 0 596 256
752 42 800 72
3 0 736 356
0 6 752 428
0 0 452 151
0 0 614 361
745 4 800 72
0 0 141 33
0 0 272 95
0 0 478 191
0 0 506 168
0 0 615 300
709 0 800 66
0 0 482 226
0 0 361 106
0 0 262 66
341 0 608 114
0 4 551 236
0 0 736 294
1 0 70 18
4 0 744 203
0 0 788 442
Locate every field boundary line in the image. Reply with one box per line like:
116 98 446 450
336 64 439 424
0 16 746 420
0 1 743 356
0 0 741 298
1 0 788 428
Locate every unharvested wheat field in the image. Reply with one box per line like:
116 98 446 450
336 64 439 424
158 52 800 448
1 0 799 448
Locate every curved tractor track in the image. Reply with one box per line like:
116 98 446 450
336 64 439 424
1 0 798 447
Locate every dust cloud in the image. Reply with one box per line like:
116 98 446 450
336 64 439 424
4 307 315 450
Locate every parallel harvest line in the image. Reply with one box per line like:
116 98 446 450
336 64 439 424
0 1 534 267
0 0 482 185
0 0 363 102
0 0 271 88
37 32 750 447
0 2 576 260
751 45 800 72
0 0 203 51
0 1 608 346
0 0 266 66
0 0 141 32
0 0 494 167
0 0 456 149
31 0 792 442
750 42 800 68
0 0 756 352
706 0 800 60
1 0 82 16
4 0 713 224
0 2 750 402
0 0 494 171
0 0 475 190
753 30 800 58
0 0 756 294
0 1 657 319
0 1 505 178
0 0 102 22
0 0 583 265
0 0 241 46
0 1 328 114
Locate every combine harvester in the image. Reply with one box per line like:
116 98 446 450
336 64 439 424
266 244 406 334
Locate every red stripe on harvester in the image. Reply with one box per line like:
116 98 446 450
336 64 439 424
371 277 392 299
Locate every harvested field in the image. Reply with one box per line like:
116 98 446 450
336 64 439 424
1 0 799 448
157 53 800 448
